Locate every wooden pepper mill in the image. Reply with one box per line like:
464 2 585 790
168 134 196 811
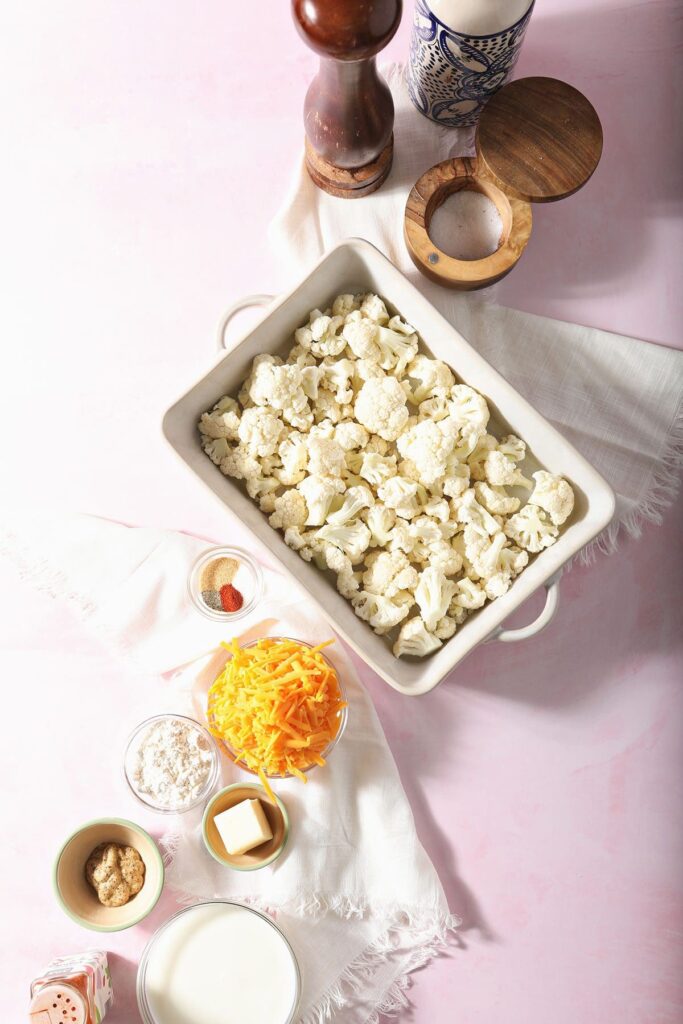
293 0 402 199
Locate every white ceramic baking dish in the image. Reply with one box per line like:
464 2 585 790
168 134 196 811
162 239 615 696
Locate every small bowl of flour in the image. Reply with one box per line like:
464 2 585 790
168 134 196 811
124 714 220 814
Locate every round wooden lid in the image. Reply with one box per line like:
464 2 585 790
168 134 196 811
476 77 603 203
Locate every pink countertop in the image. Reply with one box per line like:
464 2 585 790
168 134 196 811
1 1 682 1022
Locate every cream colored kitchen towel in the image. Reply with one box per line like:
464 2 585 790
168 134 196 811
269 64 683 557
0 512 457 1024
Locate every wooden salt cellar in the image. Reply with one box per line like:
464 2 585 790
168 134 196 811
293 0 402 199
405 77 603 289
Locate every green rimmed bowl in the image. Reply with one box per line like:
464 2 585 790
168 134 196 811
202 784 289 870
53 817 164 931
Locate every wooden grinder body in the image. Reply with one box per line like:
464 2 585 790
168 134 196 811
293 0 402 198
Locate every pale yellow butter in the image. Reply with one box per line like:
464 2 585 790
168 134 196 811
214 798 273 856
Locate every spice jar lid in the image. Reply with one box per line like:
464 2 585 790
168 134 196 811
29 984 87 1024
475 76 603 203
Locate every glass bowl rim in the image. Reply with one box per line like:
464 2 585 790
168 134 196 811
136 899 301 1024
188 545 264 622
207 636 348 779
123 713 220 814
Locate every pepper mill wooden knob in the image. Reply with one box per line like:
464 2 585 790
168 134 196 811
293 0 402 199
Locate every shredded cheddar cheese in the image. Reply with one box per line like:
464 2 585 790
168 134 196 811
208 637 346 791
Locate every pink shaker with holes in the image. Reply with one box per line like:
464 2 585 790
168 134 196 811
29 951 113 1024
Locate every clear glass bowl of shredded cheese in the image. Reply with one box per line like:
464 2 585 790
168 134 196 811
123 714 221 814
207 638 349 785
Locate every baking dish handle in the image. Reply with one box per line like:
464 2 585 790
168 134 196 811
488 575 561 643
217 294 275 352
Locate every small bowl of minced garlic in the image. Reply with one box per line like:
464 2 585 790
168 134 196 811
53 818 164 931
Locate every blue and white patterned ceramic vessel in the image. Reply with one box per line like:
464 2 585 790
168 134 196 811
407 0 535 127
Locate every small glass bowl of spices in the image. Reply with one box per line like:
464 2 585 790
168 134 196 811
123 713 220 814
188 546 263 622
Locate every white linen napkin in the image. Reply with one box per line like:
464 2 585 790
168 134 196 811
269 64 683 556
0 512 457 1024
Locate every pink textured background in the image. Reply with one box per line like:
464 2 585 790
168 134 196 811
1 2 682 1022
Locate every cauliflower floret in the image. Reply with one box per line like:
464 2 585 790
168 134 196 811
423 496 450 523
366 434 390 455
297 475 346 526
352 591 410 635
300 365 322 401
404 354 455 404
408 514 441 550
447 384 490 437
337 570 362 599
287 342 317 368
387 314 416 336
375 326 419 376
360 293 390 324
362 550 419 599
201 436 231 465
452 487 501 536
237 407 285 457
344 449 364 475
269 490 308 530
198 396 241 440
294 324 313 350
220 445 261 481
504 505 559 553
327 485 374 526
408 519 462 575
334 421 369 452
315 520 371 564
418 389 451 422
498 434 526 462
414 566 457 631
499 544 529 577
309 313 346 357
359 452 397 487
463 524 509 580
354 377 409 441
353 357 386 386
309 419 336 440
312 389 343 424
467 433 497 480
276 432 308 485
332 293 360 318
318 544 353 578
377 476 422 520
319 357 356 405
248 359 312 429
442 460 470 498
474 480 520 516
308 436 346 478
393 616 442 658
484 573 512 600
434 616 457 640
343 318 380 361
396 419 455 488
387 520 416 554
451 577 487 610
364 503 396 546
246 475 280 506
484 449 532 489
528 471 575 526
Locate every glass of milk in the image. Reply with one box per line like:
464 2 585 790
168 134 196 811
137 901 301 1024
407 0 535 126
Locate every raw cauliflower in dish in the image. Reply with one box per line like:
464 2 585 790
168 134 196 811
199 294 575 658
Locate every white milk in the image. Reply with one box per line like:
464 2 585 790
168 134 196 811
143 903 299 1024
429 0 533 35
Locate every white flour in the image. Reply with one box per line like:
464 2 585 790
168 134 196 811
129 717 215 810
